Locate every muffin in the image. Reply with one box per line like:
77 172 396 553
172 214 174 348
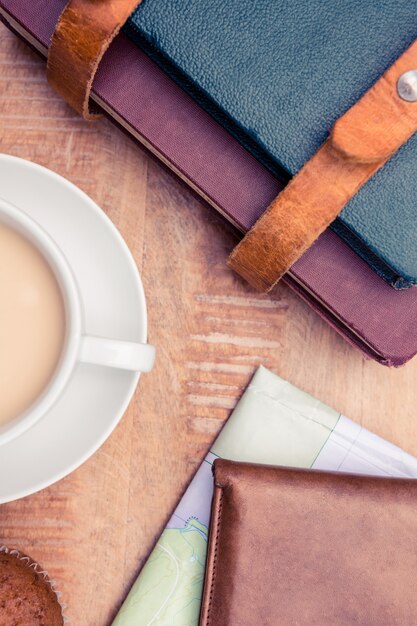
0 546 63 625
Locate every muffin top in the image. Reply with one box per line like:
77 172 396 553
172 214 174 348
0 548 63 626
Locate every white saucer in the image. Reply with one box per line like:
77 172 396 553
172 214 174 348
0 155 148 504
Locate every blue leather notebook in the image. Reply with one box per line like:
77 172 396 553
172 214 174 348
124 0 417 289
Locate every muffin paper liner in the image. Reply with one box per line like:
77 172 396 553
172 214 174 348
0 544 68 623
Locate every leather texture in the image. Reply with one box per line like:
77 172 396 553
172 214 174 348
229 38 417 291
47 0 142 119
5 0 417 365
200 459 417 625
126 0 417 286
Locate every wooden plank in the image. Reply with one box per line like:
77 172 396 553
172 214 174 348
1 26 417 625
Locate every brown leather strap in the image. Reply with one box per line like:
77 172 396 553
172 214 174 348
47 0 142 120
229 39 417 292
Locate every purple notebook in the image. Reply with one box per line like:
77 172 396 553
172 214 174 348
2 0 417 366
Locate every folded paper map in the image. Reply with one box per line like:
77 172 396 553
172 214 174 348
113 366 417 626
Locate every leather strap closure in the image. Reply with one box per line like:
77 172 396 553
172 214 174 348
47 0 142 120
229 39 417 292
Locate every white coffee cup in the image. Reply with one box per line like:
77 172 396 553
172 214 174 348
0 197 155 446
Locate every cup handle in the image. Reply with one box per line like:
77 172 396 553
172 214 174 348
79 335 155 372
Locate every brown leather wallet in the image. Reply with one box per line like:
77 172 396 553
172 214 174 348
200 459 417 626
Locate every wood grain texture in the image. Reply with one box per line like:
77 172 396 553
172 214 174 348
1 26 417 625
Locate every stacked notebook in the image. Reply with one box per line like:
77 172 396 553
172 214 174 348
126 0 417 289
112 366 417 625
2 0 417 365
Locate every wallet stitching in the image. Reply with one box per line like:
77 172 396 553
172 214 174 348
205 483 224 625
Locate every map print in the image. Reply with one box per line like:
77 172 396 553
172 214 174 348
113 367 417 626
114 453 217 625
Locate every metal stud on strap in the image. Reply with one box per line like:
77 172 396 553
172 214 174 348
229 39 417 292
397 70 417 102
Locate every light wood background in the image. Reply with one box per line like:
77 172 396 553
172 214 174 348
1 26 417 625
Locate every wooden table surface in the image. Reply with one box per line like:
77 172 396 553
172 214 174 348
1 26 417 625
